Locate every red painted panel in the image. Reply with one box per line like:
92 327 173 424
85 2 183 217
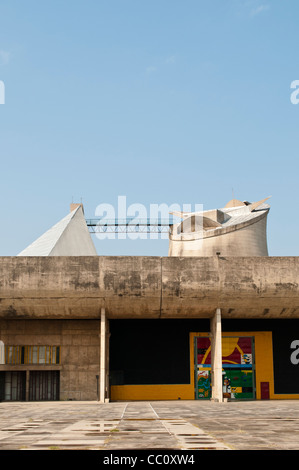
261 381 270 399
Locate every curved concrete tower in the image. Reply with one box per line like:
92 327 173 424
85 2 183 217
168 197 270 257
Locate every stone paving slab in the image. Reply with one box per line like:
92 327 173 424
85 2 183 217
0 400 298 451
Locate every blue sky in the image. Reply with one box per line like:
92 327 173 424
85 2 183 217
0 0 298 256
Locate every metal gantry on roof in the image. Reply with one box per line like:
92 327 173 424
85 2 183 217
86 218 177 234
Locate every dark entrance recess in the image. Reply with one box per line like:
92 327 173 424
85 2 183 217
0 371 26 401
110 318 299 395
29 371 60 401
109 319 210 386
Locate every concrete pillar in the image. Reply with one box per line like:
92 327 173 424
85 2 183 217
100 307 106 403
0 341 4 365
210 308 223 402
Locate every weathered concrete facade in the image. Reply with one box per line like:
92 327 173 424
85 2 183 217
0 319 101 400
0 255 298 402
0 256 298 320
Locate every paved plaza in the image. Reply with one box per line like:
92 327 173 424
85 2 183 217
0 400 299 451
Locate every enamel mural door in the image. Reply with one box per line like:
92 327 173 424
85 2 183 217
195 336 255 400
195 337 212 399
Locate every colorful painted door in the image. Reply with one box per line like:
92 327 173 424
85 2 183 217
195 336 255 400
195 337 212 399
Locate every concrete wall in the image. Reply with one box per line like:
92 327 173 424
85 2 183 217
0 319 101 400
0 256 298 319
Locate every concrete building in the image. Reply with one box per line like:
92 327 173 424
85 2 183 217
169 197 270 257
0 199 299 403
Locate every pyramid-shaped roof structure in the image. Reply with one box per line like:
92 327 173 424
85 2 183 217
18 205 97 256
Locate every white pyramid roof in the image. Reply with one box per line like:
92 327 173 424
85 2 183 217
18 205 97 256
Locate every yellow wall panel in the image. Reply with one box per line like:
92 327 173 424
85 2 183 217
111 384 194 401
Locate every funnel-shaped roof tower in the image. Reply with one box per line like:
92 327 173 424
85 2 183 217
168 197 270 257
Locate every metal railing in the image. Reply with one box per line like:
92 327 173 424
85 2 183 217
86 218 177 234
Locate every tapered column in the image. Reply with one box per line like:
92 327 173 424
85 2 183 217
0 341 4 365
100 307 106 403
210 308 223 402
